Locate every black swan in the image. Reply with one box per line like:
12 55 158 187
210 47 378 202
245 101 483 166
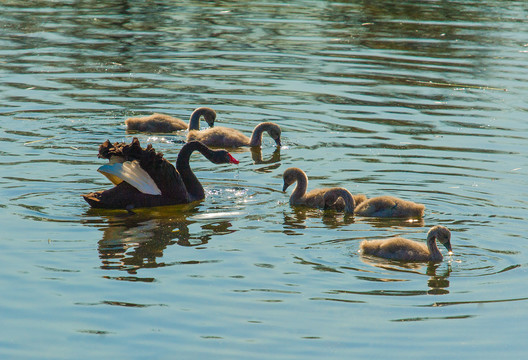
82 138 239 209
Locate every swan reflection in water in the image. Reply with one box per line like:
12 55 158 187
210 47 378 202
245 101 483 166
222 142 281 172
250 146 281 173
84 204 235 274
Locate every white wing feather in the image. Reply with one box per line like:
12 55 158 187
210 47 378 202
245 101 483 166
98 160 162 195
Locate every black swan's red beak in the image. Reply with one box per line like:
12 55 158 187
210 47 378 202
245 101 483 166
228 154 239 164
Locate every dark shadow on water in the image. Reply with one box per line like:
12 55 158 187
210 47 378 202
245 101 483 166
82 203 235 275
356 216 425 228
282 207 356 234
282 206 425 233
294 255 344 274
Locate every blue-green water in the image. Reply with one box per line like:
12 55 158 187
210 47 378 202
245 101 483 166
1 0 528 358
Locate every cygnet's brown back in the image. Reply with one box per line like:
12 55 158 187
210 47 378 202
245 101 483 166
360 236 430 261
187 126 249 147
125 113 187 132
354 195 425 218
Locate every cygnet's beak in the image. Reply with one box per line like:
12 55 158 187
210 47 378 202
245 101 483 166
228 154 239 164
282 183 289 192
443 241 453 254
275 138 282 147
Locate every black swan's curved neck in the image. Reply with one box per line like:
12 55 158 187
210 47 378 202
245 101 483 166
176 141 219 201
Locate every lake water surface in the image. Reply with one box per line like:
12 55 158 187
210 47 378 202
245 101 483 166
1 1 528 359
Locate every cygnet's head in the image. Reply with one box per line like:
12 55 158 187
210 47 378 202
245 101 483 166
203 109 216 127
261 122 281 147
282 167 301 192
269 127 281 147
429 225 452 254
